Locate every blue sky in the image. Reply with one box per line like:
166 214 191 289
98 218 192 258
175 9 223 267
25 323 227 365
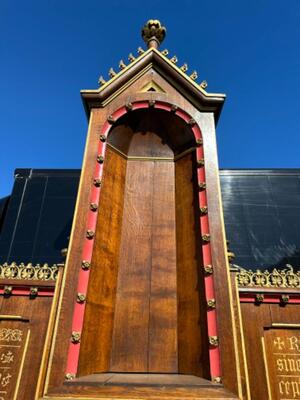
1 0 299 197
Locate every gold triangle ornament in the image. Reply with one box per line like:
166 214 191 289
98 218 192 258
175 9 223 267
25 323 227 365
139 80 166 93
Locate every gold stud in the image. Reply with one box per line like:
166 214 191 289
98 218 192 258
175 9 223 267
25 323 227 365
281 294 289 304
61 247 68 258
93 178 102 187
30 287 38 298
126 102 133 111
198 182 206 190
196 138 203 146
109 68 116 78
207 299 216 309
197 158 205 166
90 203 98 212
98 75 106 85
82 260 90 270
99 135 106 142
137 47 144 55
188 118 196 127
209 336 219 347
65 373 75 381
200 206 208 215
180 63 188 72
97 155 104 164
161 49 169 56
128 53 136 62
3 286 12 296
107 115 115 124
190 71 198 80
77 293 86 303
148 100 155 108
204 265 213 274
119 60 126 70
227 251 235 262
171 104 178 113
255 294 264 303
202 234 210 243
170 55 178 64
86 230 95 239
71 331 81 344
200 80 208 89
212 376 222 384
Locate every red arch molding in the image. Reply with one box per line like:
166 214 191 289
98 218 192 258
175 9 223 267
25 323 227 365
65 101 221 381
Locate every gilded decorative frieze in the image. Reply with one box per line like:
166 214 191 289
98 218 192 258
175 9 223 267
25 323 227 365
0 263 59 281
236 264 300 288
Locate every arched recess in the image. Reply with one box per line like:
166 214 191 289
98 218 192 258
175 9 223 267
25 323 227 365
66 102 219 382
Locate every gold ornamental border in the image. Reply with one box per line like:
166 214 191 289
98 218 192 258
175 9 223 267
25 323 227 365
0 263 59 281
236 264 300 288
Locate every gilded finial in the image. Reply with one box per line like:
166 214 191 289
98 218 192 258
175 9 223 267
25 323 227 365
98 75 106 85
161 49 169 56
180 63 188 72
109 68 117 78
128 53 136 62
119 60 126 70
190 71 198 81
141 19 166 49
200 80 208 89
137 47 144 55
170 55 178 64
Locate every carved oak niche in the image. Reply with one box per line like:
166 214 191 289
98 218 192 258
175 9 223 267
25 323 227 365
42 21 241 400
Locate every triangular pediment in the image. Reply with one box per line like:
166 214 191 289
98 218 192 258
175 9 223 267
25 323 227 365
81 48 225 122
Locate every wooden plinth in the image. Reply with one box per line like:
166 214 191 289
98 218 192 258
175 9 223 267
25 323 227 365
46 373 238 399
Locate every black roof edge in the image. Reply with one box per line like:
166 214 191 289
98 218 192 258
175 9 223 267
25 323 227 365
14 168 81 179
219 169 300 176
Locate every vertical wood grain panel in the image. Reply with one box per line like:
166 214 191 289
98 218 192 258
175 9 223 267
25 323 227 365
78 147 127 375
148 161 177 373
110 161 154 372
175 153 208 377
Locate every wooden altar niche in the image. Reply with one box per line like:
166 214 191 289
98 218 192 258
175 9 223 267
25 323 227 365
41 21 242 399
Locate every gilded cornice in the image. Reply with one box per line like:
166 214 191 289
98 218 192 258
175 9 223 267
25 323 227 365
0 262 60 281
236 264 300 289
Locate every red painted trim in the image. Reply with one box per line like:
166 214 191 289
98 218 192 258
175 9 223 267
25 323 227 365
0 288 54 296
240 293 300 304
65 101 221 379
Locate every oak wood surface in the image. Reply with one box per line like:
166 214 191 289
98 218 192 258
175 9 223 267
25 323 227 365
78 147 127 376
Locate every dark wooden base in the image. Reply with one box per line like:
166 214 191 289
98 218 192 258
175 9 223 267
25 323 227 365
46 373 239 399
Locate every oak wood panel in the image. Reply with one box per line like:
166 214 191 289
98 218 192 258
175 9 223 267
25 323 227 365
0 294 53 400
175 153 209 378
110 160 154 372
241 302 272 399
109 109 194 157
78 147 127 376
148 161 177 372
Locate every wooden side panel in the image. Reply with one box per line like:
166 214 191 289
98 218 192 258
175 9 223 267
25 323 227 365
148 161 177 373
78 147 127 375
240 300 300 399
175 153 208 378
0 294 53 400
110 160 154 372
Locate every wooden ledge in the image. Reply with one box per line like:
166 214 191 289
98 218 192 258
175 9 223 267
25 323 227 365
66 373 218 387
44 373 240 399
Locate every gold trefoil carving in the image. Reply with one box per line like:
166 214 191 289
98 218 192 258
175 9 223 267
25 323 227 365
237 264 300 288
0 263 58 281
